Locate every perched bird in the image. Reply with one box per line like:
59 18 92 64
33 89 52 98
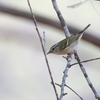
47 24 91 55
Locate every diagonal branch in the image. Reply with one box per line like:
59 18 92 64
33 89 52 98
70 57 100 67
51 0 71 37
27 0 59 100
74 52 100 100
64 84 83 100
55 83 83 100
67 0 89 8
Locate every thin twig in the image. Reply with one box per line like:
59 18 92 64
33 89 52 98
74 52 100 100
70 57 100 67
27 0 59 100
90 0 100 17
67 0 89 8
55 83 83 100
64 84 83 100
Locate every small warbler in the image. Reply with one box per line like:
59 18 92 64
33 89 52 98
47 24 91 55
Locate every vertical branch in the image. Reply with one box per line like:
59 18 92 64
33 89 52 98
51 0 71 37
27 0 59 100
51 0 72 100
59 54 72 100
74 52 100 100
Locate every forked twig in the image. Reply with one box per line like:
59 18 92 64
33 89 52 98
59 54 72 100
64 84 83 100
55 83 83 100
27 0 59 100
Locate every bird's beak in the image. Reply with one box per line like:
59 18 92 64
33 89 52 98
47 51 50 54
47 51 51 54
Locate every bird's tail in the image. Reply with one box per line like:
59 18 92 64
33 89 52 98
78 24 91 34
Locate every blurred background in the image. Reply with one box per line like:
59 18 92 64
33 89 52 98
0 0 100 100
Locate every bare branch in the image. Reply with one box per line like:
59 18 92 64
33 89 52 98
59 54 72 100
64 84 83 100
74 52 100 100
90 0 100 17
67 0 89 8
51 0 71 37
27 0 59 100
55 83 83 100
70 57 100 67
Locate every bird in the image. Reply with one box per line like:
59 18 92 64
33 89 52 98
47 24 91 55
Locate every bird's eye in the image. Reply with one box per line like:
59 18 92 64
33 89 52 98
52 47 55 50
51 43 58 51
